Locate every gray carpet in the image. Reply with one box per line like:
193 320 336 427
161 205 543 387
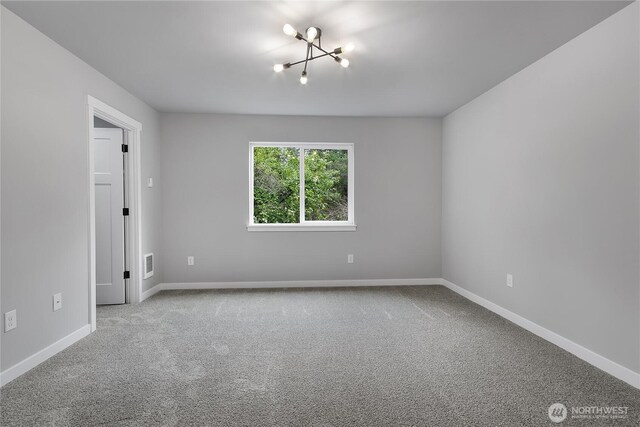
1 285 639 426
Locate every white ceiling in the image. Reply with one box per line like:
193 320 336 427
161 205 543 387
3 1 630 117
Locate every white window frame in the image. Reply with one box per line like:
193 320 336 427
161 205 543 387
248 142 356 232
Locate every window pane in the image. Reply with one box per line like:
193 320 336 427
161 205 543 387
304 149 348 221
253 147 300 223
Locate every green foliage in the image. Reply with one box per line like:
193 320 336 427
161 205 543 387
253 147 348 223
304 149 348 221
253 147 300 223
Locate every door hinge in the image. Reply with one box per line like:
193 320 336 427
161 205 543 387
123 208 130 216
124 271 130 279
121 144 128 153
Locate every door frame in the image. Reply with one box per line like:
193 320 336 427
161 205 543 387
87 95 143 332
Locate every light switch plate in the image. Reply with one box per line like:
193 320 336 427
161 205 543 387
53 293 62 311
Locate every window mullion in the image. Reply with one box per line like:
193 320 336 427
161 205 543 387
299 147 305 224
249 146 254 225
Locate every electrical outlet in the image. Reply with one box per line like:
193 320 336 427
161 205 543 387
53 293 62 311
147 177 154 188
4 310 17 332
506 274 514 288
347 254 354 264
187 256 195 266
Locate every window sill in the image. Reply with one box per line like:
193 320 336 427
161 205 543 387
247 224 357 232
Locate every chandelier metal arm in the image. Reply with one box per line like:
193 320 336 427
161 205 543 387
286 41 339 69
303 43 311 73
310 42 337 59
287 49 336 67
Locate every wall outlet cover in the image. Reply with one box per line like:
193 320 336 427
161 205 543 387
187 256 195 266
507 274 514 288
4 310 17 332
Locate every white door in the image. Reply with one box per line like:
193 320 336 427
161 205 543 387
94 127 126 305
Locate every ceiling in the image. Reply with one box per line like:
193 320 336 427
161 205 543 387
3 1 631 117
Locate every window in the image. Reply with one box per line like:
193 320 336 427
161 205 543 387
248 142 355 231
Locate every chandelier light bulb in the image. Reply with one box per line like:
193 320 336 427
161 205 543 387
306 27 318 42
300 71 308 85
273 64 284 72
340 58 350 68
335 44 355 56
343 43 355 53
283 24 297 37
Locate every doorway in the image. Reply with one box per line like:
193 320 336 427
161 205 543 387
87 95 143 331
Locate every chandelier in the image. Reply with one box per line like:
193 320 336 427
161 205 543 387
273 24 354 85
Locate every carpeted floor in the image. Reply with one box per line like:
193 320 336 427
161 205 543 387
1 285 639 426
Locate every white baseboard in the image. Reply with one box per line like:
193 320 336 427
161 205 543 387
0 324 91 387
140 282 163 302
160 278 440 291
440 279 640 390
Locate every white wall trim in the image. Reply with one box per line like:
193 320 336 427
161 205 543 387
140 283 163 302
247 224 357 232
0 324 91 387
160 278 440 291
440 279 640 390
87 95 144 332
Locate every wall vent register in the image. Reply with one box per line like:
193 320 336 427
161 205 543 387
143 253 154 279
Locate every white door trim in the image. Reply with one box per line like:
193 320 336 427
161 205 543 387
87 95 143 332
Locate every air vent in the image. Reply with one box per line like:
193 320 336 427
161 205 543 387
143 253 154 279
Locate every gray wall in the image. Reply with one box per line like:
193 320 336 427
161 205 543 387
160 114 441 283
1 7 163 371
442 3 639 372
